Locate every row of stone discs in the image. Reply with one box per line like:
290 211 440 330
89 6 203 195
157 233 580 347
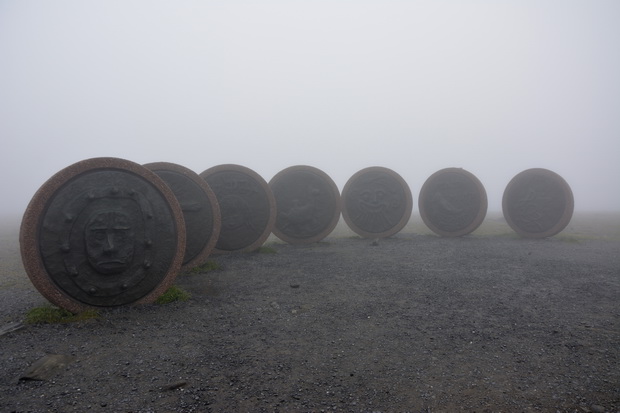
417 167 574 238
159 161 566 243
272 166 480 240
20 158 187 313
20 160 574 312
343 167 574 239
197 164 342 247
268 165 415 243
19 159 274 312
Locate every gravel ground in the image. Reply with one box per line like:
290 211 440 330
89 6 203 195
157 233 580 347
0 212 619 413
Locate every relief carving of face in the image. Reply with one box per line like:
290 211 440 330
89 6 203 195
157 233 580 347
359 184 389 213
85 211 135 274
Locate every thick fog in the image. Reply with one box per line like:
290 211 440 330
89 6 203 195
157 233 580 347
1 1 619 217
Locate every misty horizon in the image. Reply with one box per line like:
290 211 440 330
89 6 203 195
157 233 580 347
1 1 619 217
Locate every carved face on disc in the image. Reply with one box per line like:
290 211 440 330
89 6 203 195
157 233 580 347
356 180 396 222
85 209 135 274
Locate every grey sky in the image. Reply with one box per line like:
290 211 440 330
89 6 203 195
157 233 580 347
1 0 619 217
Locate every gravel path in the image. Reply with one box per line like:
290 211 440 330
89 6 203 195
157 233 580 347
1 213 619 412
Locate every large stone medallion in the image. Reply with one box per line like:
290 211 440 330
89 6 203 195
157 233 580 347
342 167 412 238
19 158 186 312
269 165 341 244
418 168 488 237
199 164 276 253
143 162 221 270
502 168 574 238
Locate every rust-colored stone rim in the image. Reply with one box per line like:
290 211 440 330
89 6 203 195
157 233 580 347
269 165 342 244
418 167 488 237
19 157 186 313
143 162 221 270
199 164 276 253
341 166 413 239
502 168 574 238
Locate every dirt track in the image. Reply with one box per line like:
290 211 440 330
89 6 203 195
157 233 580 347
1 213 619 412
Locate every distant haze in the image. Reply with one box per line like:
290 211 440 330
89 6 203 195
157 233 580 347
1 1 619 216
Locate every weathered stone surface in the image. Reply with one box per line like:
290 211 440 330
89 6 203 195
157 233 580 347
502 168 574 238
418 168 488 237
199 164 276 252
20 157 185 312
341 167 412 238
269 165 341 244
144 162 221 269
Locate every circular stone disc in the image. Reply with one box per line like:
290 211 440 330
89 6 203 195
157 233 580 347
19 157 186 313
341 167 413 238
143 162 221 270
199 164 276 253
269 165 341 244
418 168 488 237
502 168 574 238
